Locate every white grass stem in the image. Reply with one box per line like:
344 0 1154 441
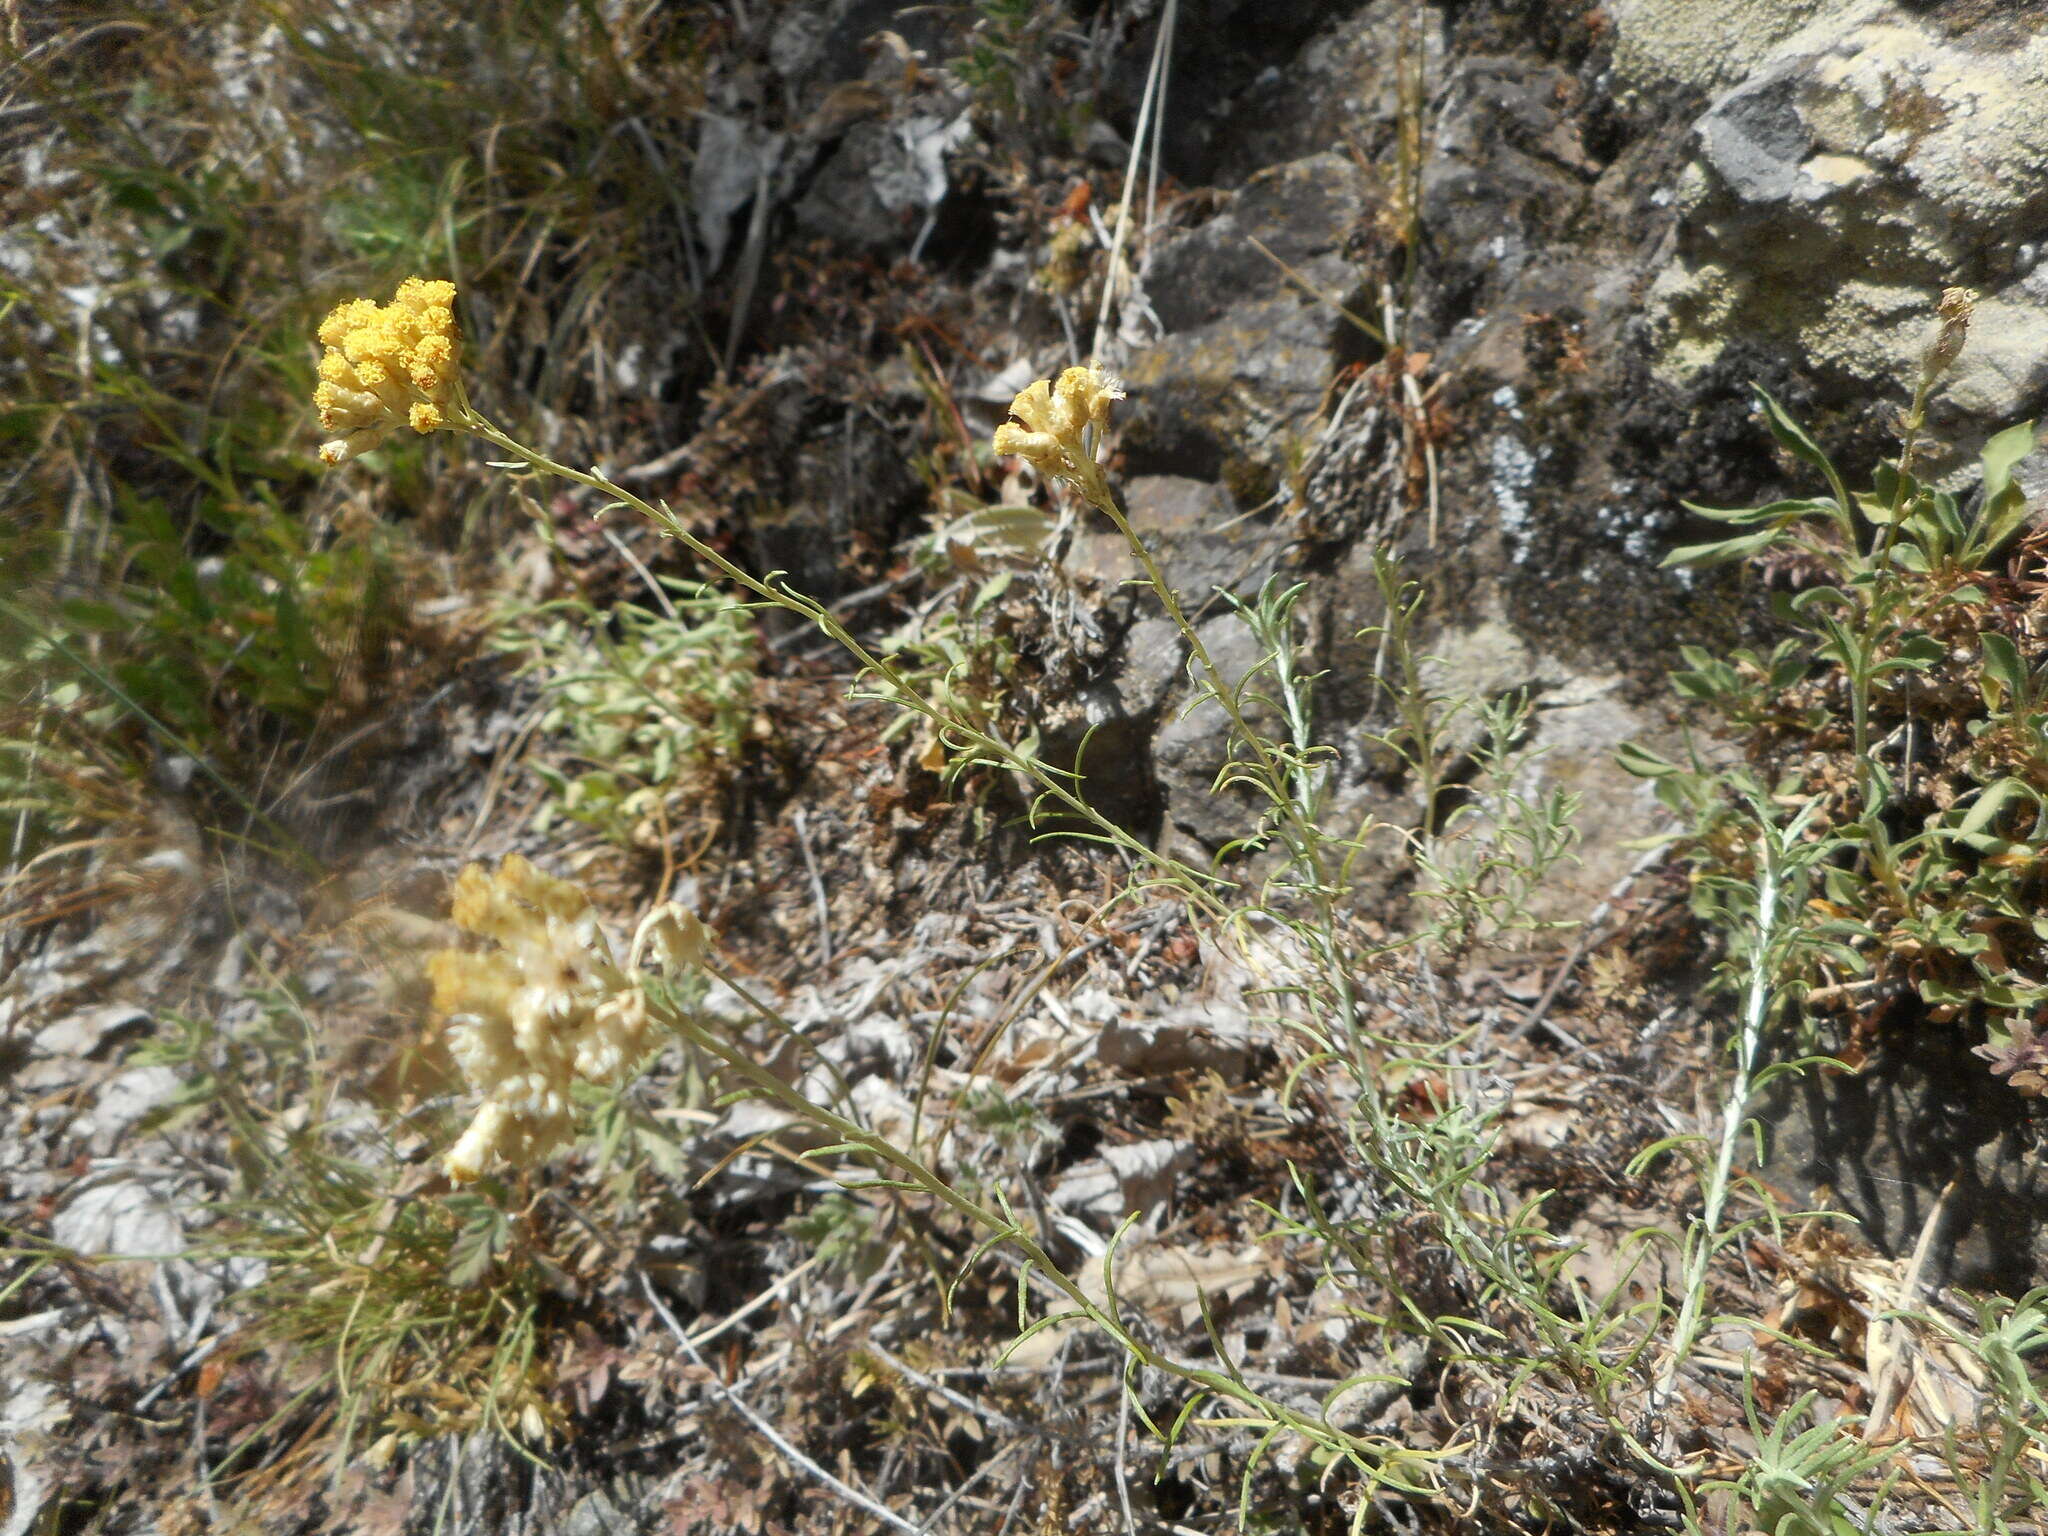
1658 808 1810 1430
1091 0 1173 361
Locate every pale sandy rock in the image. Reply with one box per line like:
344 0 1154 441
1638 5 2048 458
1049 1137 1196 1225
86 1064 182 1145
52 1174 185 1259
1608 0 1883 97
34 1004 149 1060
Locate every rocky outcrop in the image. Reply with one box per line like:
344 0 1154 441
694 0 2048 1280
1053 1 2048 1280
1624 2 2048 461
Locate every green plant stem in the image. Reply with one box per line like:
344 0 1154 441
458 409 1230 917
656 972 1451 1498
1873 373 1931 573
1657 803 1809 1437
1854 376 1931 815
1229 585 1370 1056
1071 456 1364 1043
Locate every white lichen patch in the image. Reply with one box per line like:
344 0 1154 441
1489 432 1539 564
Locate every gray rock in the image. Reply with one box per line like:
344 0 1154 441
1120 153 1372 488
1114 617 1190 723
1323 612 1671 931
1096 995 1256 1081
1067 475 1284 612
1762 1027 2048 1292
1692 60 1825 209
1150 615 1285 851
1 1378 66 1536
52 1174 185 1259
693 113 785 275
1040 480 1278 836
33 1004 149 1060
1423 57 1597 296
1640 4 2048 458
1035 675 1161 835
1608 0 1880 98
554 1489 630 1536
791 120 901 254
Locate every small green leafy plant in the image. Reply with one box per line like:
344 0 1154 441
875 573 1033 781
1627 325 2048 1086
952 0 1084 148
499 579 762 854
1922 1287 2048 1532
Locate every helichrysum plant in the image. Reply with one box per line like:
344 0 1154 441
431 854 704 1183
317 280 1212 883
314 277 466 463
318 282 1474 1504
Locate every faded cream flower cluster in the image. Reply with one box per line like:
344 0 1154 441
992 364 1123 497
429 855 703 1183
314 277 464 465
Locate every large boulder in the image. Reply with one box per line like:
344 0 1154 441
1623 2 2048 461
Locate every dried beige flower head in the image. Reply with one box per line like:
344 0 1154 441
314 277 465 465
992 364 1124 497
430 854 671 1183
1920 284 1977 388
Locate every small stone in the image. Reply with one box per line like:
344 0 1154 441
1096 997 1255 1080
34 1004 150 1060
1050 1137 1197 1223
51 1175 185 1259
86 1065 182 1144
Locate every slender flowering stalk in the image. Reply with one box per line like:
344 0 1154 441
992 364 1366 1044
1876 284 1976 574
313 280 1226 914
1919 284 1977 393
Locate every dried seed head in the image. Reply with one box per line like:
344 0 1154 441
1920 285 1977 388
429 855 696 1183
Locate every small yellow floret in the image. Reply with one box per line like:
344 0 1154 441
317 298 379 348
314 276 465 465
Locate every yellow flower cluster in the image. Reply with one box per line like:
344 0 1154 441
314 277 463 465
992 364 1124 495
429 855 703 1183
